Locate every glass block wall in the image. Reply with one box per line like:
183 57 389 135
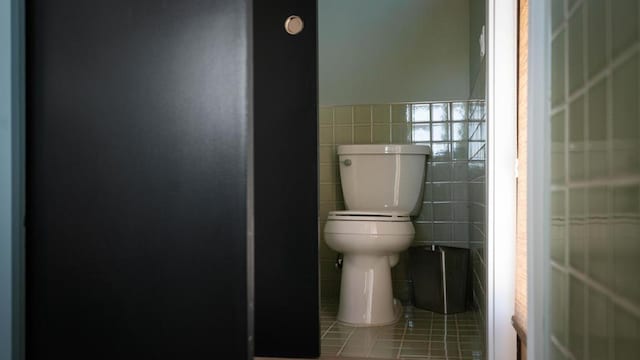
318 100 482 303
468 100 486 354
549 0 640 359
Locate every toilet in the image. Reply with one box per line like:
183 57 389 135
324 144 430 326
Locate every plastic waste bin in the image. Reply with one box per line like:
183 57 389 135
409 245 470 314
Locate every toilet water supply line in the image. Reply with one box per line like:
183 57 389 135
441 247 447 314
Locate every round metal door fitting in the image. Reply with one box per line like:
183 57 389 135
284 15 304 35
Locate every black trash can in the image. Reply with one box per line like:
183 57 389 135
409 245 470 314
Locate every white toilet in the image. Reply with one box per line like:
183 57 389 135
324 144 430 326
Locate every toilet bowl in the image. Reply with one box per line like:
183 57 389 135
323 144 430 327
324 211 414 326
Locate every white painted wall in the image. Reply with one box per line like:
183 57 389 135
319 0 470 106
486 0 517 359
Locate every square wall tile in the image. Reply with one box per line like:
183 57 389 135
453 142 468 160
612 54 639 141
568 5 585 94
319 107 333 125
569 95 585 143
568 275 586 359
433 223 452 241
587 0 607 77
319 126 333 145
372 125 390 144
415 203 433 221
334 106 353 125
612 185 640 304
452 102 467 120
319 145 334 164
412 103 430 122
453 162 469 181
611 0 639 58
551 267 568 344
551 0 564 31
453 223 469 241
452 122 468 141
551 345 568 360
319 183 336 202
433 203 452 221
569 188 587 272
319 164 336 183
431 143 452 161
412 124 430 142
391 124 410 144
587 187 610 285
334 126 353 145
614 305 640 359
354 125 372 144
354 105 372 125
391 104 410 124
453 183 468 200
569 95 586 181
414 223 433 243
551 220 566 263
552 31 566 107
372 104 391 124
432 183 452 201
432 123 450 141
430 162 452 182
551 110 566 185
431 103 449 121
588 288 611 359
588 78 608 179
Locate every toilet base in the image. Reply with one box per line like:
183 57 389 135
336 254 403 326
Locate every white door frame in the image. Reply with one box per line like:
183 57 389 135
526 0 550 359
486 0 517 359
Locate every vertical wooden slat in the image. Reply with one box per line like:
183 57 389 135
515 0 529 355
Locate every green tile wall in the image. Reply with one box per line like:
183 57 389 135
549 0 640 358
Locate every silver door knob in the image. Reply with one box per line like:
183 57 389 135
342 159 352 166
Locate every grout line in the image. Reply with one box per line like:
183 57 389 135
551 22 567 42
566 42 640 104
604 1 617 355
550 334 577 360
455 314 463 358
321 320 337 339
550 174 640 190
350 106 355 144
581 2 592 352
567 0 585 18
335 326 356 357
427 310 433 357
395 318 408 359
370 104 374 144
550 261 640 318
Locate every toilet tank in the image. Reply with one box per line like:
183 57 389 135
337 144 431 215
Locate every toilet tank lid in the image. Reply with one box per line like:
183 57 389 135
337 144 431 155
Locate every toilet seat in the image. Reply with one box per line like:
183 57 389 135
327 210 410 222
323 211 414 326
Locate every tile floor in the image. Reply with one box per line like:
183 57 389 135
320 302 483 360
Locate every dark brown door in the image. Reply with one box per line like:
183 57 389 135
26 1 251 358
253 0 320 357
